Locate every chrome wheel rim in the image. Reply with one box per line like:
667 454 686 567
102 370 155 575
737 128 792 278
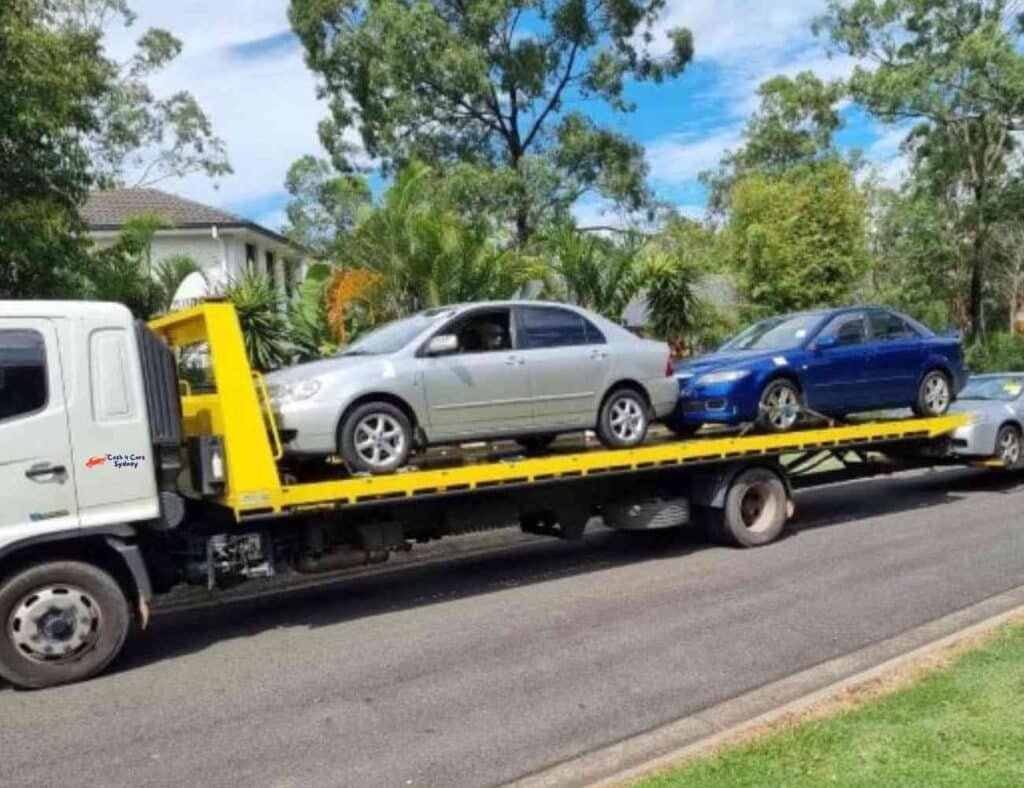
353 413 406 468
610 397 646 442
999 429 1020 466
9 585 100 664
763 385 799 430
924 375 950 414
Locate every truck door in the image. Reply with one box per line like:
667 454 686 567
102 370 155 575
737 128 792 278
0 319 79 539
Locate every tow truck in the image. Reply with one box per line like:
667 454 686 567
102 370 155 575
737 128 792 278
0 300 975 688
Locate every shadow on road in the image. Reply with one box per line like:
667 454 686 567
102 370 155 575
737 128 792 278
6 466 1020 689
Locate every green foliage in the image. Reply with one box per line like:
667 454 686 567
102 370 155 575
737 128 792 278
289 0 693 242
221 273 290 372
283 156 371 256
818 0 1024 337
287 263 338 361
966 332 1024 373
337 163 543 320
0 0 107 297
725 159 870 316
153 255 203 313
542 226 642 320
704 72 847 217
642 218 735 354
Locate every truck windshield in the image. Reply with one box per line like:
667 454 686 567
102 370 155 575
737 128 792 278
959 376 1024 402
719 313 824 352
338 309 455 356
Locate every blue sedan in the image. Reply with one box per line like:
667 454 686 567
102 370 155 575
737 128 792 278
669 307 967 434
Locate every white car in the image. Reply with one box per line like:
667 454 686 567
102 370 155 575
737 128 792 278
267 301 678 473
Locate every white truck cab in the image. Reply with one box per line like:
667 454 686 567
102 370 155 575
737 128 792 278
1 301 160 540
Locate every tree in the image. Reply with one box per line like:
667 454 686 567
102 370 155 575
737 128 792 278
542 226 642 319
704 72 846 217
817 0 1024 339
725 159 870 316
283 155 371 256
641 217 733 355
222 273 290 372
336 163 542 320
289 0 693 243
0 0 108 298
153 255 203 313
60 0 231 186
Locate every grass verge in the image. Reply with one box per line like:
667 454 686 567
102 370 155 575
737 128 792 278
636 622 1024 787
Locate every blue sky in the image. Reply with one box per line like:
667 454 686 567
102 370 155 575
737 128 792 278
110 1 908 231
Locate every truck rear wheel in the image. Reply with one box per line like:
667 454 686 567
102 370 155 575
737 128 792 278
0 560 131 689
701 466 789 547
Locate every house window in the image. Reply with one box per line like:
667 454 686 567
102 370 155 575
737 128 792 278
265 250 275 279
245 243 256 274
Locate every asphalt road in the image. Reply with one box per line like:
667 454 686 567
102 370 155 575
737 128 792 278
2 467 1024 788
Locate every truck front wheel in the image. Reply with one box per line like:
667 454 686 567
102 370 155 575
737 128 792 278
0 560 131 689
700 466 789 547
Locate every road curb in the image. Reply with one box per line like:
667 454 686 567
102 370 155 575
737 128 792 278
510 584 1024 788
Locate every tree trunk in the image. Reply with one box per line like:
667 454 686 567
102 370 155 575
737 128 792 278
969 229 985 341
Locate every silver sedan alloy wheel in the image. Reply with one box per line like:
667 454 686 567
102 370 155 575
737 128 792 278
9 585 101 663
353 412 407 470
998 427 1021 467
609 397 646 442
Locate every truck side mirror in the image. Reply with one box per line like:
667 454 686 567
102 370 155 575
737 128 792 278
426 334 458 356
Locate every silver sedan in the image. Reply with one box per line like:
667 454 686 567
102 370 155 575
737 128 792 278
266 301 679 474
949 373 1024 467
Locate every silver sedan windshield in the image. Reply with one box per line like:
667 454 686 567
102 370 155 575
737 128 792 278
338 309 455 356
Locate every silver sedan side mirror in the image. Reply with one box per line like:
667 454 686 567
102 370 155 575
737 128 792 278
426 334 458 356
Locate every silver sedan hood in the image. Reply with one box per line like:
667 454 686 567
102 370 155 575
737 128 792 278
265 355 391 386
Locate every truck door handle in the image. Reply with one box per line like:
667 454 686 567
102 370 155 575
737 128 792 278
25 464 66 479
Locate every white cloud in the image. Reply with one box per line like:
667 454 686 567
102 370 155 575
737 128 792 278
98 2 333 225
645 126 743 186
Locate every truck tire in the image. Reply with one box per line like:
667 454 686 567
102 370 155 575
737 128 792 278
0 561 131 689
700 466 789 547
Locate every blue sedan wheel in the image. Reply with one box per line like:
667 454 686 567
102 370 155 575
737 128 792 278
757 379 801 432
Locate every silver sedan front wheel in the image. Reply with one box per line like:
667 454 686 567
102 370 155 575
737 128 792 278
996 424 1021 468
340 402 413 474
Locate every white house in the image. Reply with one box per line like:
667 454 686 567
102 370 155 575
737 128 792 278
83 188 310 307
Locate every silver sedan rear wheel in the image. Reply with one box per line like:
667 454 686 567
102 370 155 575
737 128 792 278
597 388 650 448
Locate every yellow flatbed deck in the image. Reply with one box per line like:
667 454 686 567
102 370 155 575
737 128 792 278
149 304 969 520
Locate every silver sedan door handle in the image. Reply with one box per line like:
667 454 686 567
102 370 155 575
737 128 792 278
505 355 525 366
589 349 608 360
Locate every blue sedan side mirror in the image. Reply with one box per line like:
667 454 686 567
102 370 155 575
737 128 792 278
815 334 838 351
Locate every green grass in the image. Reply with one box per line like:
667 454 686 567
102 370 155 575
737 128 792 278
638 624 1024 788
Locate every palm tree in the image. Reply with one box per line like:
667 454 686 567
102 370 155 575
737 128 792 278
338 162 541 322
153 255 203 313
542 225 642 320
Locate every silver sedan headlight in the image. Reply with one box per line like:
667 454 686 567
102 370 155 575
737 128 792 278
270 379 322 404
697 369 751 386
